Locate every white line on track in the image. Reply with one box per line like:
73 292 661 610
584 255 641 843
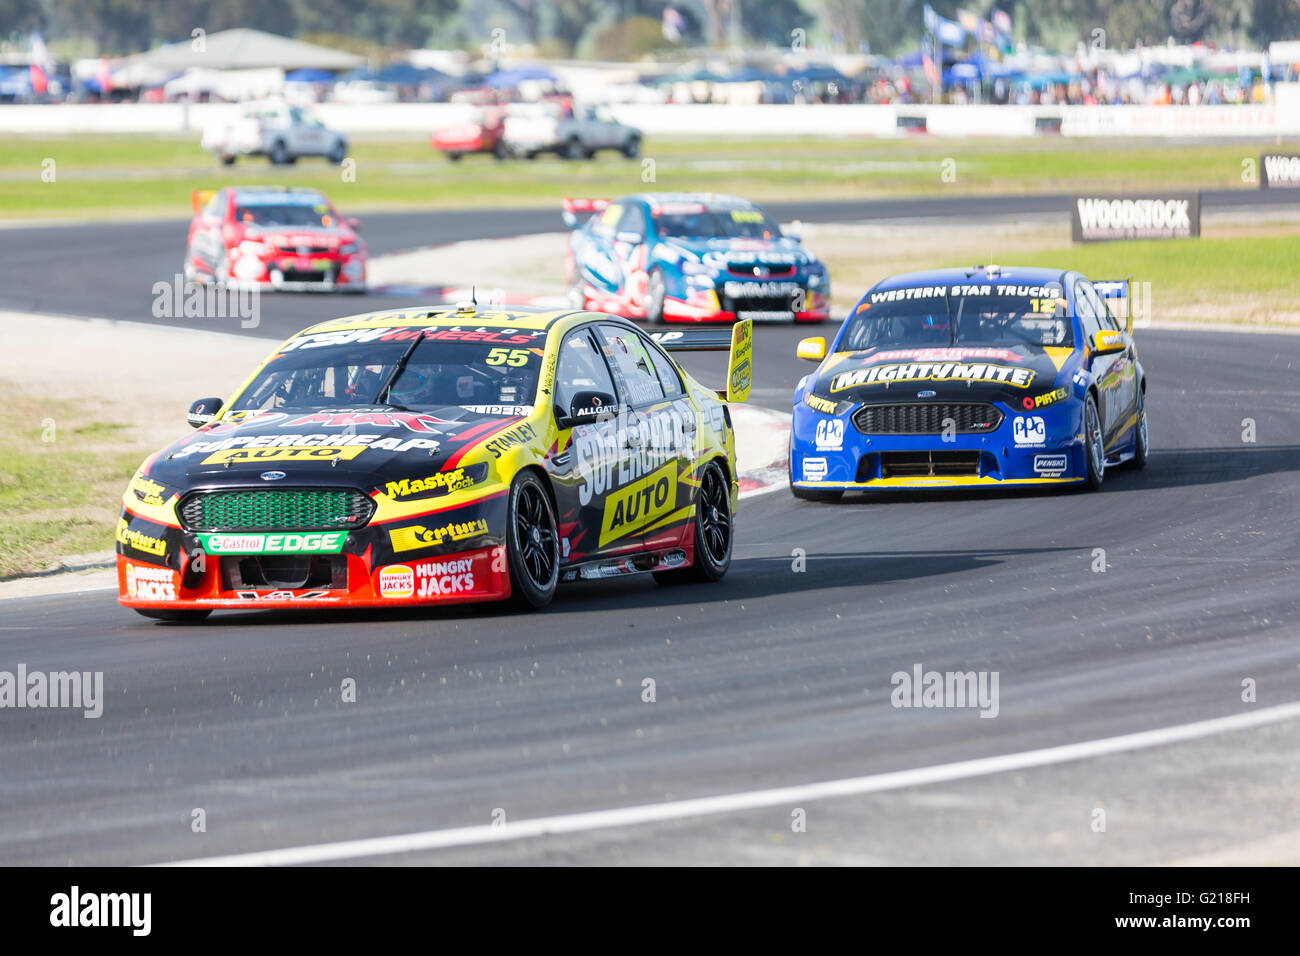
160 700 1300 866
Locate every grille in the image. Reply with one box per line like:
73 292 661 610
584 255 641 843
726 263 795 277
720 293 795 315
277 245 332 255
277 267 334 282
853 403 1001 435
180 488 374 532
881 451 981 478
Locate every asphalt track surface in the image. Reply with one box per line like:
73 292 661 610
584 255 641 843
1 195 1299 865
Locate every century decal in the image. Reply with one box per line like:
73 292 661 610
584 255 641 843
575 405 689 506
389 518 489 553
599 460 678 546
116 518 167 557
831 363 1034 392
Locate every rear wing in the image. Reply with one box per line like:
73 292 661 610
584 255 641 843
1094 277 1133 332
649 319 752 403
561 196 611 229
191 189 217 216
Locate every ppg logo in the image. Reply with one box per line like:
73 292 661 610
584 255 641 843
815 418 845 450
1013 416 1046 446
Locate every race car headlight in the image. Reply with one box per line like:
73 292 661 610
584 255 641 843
339 243 359 256
237 240 271 257
685 272 715 288
806 271 826 287
681 261 716 276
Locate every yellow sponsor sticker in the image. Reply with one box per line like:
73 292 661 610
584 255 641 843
599 461 678 547
201 445 368 465
389 518 489 553
116 517 167 557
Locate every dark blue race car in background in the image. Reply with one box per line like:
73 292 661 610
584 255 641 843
563 192 831 324
789 265 1148 500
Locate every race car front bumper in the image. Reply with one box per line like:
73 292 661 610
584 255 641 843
116 491 512 612
789 396 1089 491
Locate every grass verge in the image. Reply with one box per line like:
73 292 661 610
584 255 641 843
0 385 143 578
0 134 1270 221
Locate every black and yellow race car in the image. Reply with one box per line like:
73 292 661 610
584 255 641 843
117 304 752 620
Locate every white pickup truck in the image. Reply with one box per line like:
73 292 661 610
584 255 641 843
201 102 348 166
502 103 641 160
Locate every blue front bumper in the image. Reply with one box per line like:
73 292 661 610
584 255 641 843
790 396 1088 490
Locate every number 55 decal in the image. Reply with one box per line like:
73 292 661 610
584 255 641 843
486 348 531 367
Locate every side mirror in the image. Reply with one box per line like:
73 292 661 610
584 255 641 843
345 216 361 230
796 337 826 362
188 397 223 428
614 231 642 245
560 390 618 428
1091 330 1127 356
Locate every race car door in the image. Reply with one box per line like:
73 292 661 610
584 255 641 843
1073 277 1129 454
1079 278 1138 453
596 324 689 553
579 202 648 314
549 325 642 565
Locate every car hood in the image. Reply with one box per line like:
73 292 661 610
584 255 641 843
244 226 357 247
143 406 532 492
658 235 817 268
810 344 1075 406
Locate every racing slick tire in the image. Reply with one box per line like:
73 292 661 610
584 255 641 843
219 153 236 166
622 136 641 159
655 461 732 585
562 137 585 161
644 268 667 324
493 140 508 161
270 140 290 165
328 140 347 165
1128 388 1149 470
506 471 560 610
446 151 464 162
133 608 212 624
1083 393 1106 490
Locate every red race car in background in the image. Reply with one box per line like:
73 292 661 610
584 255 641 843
432 107 507 161
184 186 368 293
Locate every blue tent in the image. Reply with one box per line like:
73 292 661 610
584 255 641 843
787 65 852 85
285 68 336 83
0 67 32 96
376 63 447 85
485 65 556 88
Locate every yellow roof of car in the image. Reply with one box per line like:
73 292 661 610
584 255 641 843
300 305 587 336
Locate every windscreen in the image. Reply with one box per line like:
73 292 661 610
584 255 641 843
229 329 547 416
837 283 1073 351
653 205 782 240
233 193 335 227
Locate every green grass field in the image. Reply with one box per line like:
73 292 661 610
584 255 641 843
0 387 146 578
821 232 1300 326
0 133 1269 221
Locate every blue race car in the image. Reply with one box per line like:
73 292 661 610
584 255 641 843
562 193 830 324
789 265 1148 500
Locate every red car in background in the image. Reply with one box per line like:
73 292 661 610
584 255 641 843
432 107 506 161
184 186 367 293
